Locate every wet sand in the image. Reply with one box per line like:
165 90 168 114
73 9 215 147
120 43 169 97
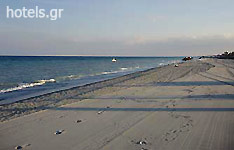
1 59 234 150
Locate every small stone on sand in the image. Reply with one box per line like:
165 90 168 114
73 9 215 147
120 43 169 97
54 130 64 135
137 140 147 145
76 120 82 123
97 111 104 114
15 146 22 149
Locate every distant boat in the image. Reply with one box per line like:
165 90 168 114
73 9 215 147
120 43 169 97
112 58 117 62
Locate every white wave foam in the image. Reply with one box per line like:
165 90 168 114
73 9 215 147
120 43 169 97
101 66 141 75
101 71 119 75
159 60 181 67
58 75 83 81
159 63 165 66
0 79 56 93
120 67 128 71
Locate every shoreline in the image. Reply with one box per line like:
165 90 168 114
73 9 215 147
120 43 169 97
0 61 187 122
0 68 144 105
0 56 182 105
0 63 172 106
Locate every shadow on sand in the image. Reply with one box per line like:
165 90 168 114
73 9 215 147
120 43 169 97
45 107 234 112
74 94 234 100
1 94 234 118
2 106 234 113
113 81 234 87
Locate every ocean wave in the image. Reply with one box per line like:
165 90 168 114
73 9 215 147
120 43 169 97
120 67 128 71
57 75 83 81
168 60 181 64
0 79 56 93
120 66 141 71
159 63 165 66
101 71 119 75
0 66 142 94
159 60 181 66
101 66 139 75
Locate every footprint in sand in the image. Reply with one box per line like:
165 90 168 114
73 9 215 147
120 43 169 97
131 138 151 150
131 138 149 145
163 112 193 142
58 115 65 118
183 89 193 93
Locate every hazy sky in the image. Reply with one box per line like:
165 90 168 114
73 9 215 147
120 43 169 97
1 0 234 56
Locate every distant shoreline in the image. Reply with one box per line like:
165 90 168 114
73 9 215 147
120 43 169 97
0 55 188 57
200 51 234 59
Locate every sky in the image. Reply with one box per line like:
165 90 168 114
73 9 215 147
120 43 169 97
0 0 234 56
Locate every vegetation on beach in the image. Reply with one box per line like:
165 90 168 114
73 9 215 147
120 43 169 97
200 51 234 59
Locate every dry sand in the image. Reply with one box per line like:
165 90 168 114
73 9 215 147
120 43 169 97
0 59 234 150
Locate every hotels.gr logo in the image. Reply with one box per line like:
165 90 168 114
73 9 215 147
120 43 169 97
6 6 64 21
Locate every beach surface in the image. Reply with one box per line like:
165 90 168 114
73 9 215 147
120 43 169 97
1 59 234 150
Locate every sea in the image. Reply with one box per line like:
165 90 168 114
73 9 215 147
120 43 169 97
0 56 182 105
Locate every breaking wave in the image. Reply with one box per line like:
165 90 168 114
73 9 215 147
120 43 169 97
100 66 140 75
0 79 56 93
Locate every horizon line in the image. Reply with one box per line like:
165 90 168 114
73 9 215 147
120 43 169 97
0 54 198 57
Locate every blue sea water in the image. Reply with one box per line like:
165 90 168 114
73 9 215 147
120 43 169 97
0 56 182 105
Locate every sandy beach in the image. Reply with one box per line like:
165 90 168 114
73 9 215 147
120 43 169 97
1 58 234 150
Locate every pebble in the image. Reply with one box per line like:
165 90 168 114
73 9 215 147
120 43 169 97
15 144 31 149
76 120 82 123
97 111 104 114
15 146 22 149
54 130 64 135
137 140 147 145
